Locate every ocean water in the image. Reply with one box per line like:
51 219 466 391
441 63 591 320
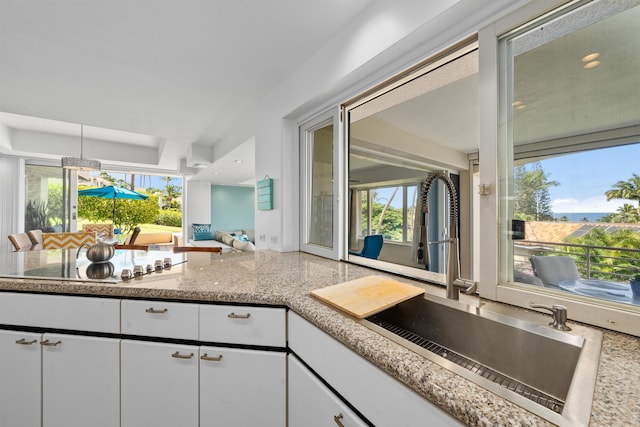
553 212 611 222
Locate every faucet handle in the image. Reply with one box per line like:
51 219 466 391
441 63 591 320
453 278 478 295
530 303 571 331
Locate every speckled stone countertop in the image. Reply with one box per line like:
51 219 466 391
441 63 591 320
0 250 638 426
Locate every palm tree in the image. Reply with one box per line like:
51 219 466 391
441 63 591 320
614 203 640 223
605 173 640 218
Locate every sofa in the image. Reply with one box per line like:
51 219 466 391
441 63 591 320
188 224 255 252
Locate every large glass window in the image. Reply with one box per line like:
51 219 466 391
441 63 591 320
500 0 640 310
344 39 478 280
354 184 417 243
24 165 63 232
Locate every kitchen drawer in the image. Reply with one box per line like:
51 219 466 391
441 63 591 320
199 305 286 347
0 292 120 333
121 300 198 340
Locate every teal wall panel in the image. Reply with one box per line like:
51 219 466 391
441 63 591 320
211 185 255 232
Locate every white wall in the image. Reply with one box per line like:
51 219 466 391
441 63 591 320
254 0 533 252
184 180 211 240
0 157 24 252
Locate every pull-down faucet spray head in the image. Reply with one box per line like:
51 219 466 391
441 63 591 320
420 171 477 300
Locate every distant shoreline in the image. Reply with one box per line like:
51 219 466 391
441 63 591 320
553 212 611 222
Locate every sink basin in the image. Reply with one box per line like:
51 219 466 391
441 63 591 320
361 295 602 425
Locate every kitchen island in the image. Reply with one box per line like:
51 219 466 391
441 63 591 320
0 249 638 426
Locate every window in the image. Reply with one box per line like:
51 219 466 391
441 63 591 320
300 112 340 259
354 184 417 243
24 165 63 233
343 38 478 279
496 0 640 335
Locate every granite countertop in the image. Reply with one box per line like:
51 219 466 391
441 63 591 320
0 249 638 426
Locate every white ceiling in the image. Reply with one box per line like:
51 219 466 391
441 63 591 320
0 0 373 184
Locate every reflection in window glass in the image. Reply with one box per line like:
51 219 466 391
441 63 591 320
309 124 333 247
502 0 640 307
356 184 417 243
24 165 63 232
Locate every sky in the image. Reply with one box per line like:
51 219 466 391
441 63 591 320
88 171 182 191
538 143 640 213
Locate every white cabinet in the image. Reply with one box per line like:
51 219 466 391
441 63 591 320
0 331 119 427
200 346 286 426
0 330 41 427
288 355 368 427
121 340 199 427
288 311 462 427
42 333 120 427
0 292 120 333
199 305 286 347
121 300 199 340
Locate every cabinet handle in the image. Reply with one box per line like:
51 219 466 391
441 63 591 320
334 413 345 426
227 312 251 319
145 307 168 314
40 340 62 347
15 338 38 346
200 353 223 362
171 351 194 359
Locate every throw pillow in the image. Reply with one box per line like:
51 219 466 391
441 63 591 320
236 234 250 242
233 239 256 251
192 223 211 233
222 234 235 246
193 231 214 241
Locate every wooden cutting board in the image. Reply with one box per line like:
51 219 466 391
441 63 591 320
310 275 425 319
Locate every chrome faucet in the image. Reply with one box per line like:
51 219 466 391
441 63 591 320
420 171 478 300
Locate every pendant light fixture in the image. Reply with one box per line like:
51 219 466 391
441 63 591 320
61 124 101 171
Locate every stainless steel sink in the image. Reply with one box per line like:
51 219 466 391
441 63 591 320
360 294 602 426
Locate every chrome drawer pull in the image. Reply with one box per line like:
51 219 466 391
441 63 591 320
145 307 168 314
200 353 223 362
40 340 62 347
334 413 345 426
15 338 38 346
171 351 194 359
227 312 251 319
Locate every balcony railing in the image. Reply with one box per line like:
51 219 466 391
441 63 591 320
514 240 640 283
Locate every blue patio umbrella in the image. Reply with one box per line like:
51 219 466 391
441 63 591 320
78 185 148 226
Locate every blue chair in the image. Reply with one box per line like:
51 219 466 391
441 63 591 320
349 235 383 260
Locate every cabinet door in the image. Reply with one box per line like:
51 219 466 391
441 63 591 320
42 333 120 427
0 330 41 427
288 355 369 427
200 346 286 426
121 340 198 427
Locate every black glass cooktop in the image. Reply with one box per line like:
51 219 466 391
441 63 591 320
0 248 187 284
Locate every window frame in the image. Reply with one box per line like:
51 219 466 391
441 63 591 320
482 0 640 336
299 110 342 260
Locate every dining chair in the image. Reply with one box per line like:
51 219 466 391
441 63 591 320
349 235 383 260
82 223 115 239
173 246 222 254
530 256 580 287
27 229 44 245
8 233 34 251
42 231 97 249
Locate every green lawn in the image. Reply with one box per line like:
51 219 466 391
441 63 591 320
77 220 181 241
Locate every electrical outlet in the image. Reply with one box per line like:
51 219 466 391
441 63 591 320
271 236 278 244
259 234 266 241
